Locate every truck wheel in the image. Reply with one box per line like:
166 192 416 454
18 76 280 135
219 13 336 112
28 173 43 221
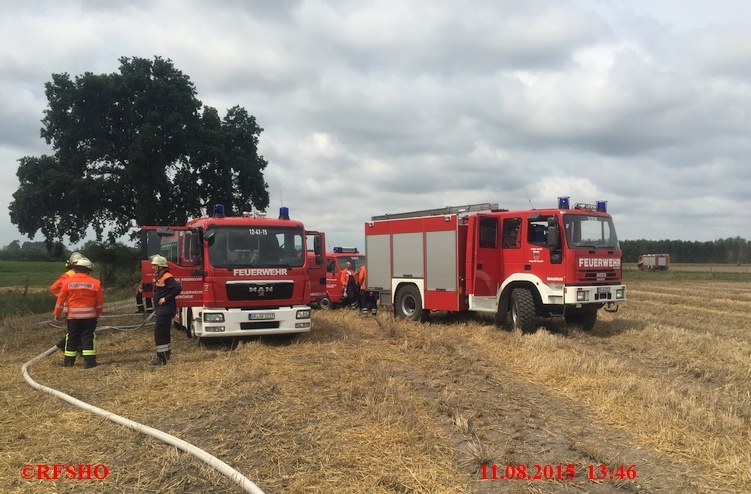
494 305 509 329
317 296 331 310
395 285 423 321
511 288 536 334
188 310 202 345
565 309 598 331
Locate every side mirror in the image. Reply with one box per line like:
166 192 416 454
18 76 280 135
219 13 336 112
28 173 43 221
204 231 216 247
547 217 560 250
314 235 322 255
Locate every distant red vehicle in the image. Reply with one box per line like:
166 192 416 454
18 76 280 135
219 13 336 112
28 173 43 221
637 254 670 271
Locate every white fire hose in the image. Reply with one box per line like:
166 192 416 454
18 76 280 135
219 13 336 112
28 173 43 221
21 319 266 494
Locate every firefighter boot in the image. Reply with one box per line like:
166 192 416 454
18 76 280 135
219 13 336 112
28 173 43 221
58 356 76 367
151 352 168 366
83 357 98 369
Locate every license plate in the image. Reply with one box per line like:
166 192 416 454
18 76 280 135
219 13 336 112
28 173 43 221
249 312 275 320
597 287 609 294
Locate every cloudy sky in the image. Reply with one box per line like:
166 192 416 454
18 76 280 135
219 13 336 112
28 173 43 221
2 0 750 251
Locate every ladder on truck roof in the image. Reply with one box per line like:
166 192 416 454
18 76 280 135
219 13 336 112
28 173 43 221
371 203 502 221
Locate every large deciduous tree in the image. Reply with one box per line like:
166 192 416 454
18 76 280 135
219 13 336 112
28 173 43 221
9 56 270 243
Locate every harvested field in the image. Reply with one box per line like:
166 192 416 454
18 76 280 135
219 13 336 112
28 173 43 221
2 277 750 493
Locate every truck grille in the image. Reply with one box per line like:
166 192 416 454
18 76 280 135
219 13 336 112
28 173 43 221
226 282 295 301
578 271 620 283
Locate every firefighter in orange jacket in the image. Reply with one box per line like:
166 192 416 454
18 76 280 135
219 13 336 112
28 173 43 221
53 258 103 368
340 261 358 308
150 255 182 365
50 251 84 350
357 265 378 315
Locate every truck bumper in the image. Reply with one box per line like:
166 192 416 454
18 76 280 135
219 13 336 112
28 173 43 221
194 305 312 337
563 284 626 305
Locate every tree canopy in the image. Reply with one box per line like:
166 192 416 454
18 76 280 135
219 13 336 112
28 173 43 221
9 56 270 243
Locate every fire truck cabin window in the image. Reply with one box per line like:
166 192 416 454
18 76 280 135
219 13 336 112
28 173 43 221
336 256 365 271
208 226 305 268
527 217 549 246
503 217 522 248
479 217 498 249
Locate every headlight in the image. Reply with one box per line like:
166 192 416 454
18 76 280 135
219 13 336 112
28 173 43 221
577 290 589 302
616 288 625 299
204 313 225 322
296 309 311 319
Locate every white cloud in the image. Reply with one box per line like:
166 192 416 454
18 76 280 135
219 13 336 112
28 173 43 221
0 0 750 251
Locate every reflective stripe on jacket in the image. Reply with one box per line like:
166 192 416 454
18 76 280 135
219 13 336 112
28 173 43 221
54 273 104 319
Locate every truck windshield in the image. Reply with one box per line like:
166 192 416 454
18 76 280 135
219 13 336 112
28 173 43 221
208 226 305 268
563 214 619 250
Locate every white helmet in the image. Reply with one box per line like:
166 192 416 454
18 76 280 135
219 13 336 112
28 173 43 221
69 251 83 263
151 255 168 268
74 258 94 270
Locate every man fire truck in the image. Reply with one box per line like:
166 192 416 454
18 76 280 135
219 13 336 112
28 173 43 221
140 205 323 342
363 198 626 333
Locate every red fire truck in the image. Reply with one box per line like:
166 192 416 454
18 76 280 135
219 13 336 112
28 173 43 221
308 246 366 309
140 205 324 341
363 198 626 332
637 253 670 271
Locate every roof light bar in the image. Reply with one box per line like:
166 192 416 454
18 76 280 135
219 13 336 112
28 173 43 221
333 247 359 253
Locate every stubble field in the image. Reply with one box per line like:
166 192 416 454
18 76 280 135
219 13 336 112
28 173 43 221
1 271 750 493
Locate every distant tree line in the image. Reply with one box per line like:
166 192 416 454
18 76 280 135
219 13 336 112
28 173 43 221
0 240 140 287
0 240 66 261
620 237 751 265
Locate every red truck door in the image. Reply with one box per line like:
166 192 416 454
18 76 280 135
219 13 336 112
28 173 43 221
307 232 327 305
470 214 500 297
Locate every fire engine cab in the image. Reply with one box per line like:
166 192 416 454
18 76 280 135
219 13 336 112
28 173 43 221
308 246 366 309
140 205 323 341
364 198 626 332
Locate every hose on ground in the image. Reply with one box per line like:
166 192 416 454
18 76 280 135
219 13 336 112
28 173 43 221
20 322 266 494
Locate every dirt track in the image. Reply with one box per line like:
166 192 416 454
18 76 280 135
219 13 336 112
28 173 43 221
3 278 749 493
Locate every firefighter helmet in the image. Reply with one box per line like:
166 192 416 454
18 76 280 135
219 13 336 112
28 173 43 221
69 251 83 263
151 255 168 268
74 258 94 270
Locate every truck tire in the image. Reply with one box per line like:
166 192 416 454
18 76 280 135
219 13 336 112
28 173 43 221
317 296 331 310
565 309 598 331
395 285 423 321
188 309 202 345
511 288 536 334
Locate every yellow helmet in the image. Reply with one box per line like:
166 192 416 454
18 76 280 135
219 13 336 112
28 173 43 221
151 255 168 268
